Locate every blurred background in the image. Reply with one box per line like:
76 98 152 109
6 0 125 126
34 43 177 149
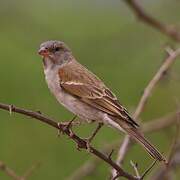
0 0 180 179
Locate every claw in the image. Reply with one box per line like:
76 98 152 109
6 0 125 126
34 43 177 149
57 115 77 136
82 138 91 152
57 122 63 137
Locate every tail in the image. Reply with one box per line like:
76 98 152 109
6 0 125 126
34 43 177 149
124 126 167 163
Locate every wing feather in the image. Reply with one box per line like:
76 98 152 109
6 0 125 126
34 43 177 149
59 62 139 127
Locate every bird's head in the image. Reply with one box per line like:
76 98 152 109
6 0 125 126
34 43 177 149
38 40 71 67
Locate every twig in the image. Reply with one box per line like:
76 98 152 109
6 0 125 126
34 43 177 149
130 161 140 179
167 114 180 166
158 113 180 179
0 103 137 180
111 48 180 179
0 160 41 180
0 161 21 180
134 48 180 120
142 110 179 133
69 109 179 179
112 136 131 167
140 160 157 180
151 144 180 180
108 149 115 160
21 162 41 180
124 0 180 42
68 141 120 180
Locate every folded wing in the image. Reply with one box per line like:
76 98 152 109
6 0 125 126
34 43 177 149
59 61 139 128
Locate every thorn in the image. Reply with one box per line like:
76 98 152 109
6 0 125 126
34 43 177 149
8 105 14 115
108 149 114 160
57 122 62 137
36 110 42 114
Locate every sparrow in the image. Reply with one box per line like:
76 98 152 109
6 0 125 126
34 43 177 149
38 40 166 162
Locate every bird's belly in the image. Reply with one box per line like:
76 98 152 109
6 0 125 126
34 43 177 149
44 68 102 122
56 90 101 121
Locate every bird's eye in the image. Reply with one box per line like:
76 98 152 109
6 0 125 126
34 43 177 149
54 47 60 51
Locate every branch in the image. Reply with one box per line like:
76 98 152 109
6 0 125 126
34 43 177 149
21 162 41 180
124 0 180 42
0 103 138 180
0 160 41 180
111 48 180 178
130 161 140 179
68 140 120 180
140 160 157 180
153 154 180 180
134 48 180 120
142 110 180 133
0 161 21 180
152 151 180 180
69 108 179 179
152 141 180 180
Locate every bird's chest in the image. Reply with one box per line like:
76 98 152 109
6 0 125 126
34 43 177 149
44 67 61 96
44 67 77 109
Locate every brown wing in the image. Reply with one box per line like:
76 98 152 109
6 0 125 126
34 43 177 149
59 61 139 127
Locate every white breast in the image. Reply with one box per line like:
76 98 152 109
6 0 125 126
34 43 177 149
44 66 61 95
43 65 104 122
44 65 83 115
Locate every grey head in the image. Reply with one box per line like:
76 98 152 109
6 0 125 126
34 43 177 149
38 40 72 67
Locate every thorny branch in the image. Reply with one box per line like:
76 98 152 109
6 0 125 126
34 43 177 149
124 0 180 42
2 51 179 180
69 110 179 180
0 103 138 180
0 161 39 180
111 48 180 179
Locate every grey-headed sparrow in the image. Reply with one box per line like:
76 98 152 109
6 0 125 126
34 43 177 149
38 40 166 162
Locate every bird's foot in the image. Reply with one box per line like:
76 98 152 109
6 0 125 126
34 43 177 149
81 138 91 152
57 115 77 136
83 123 103 152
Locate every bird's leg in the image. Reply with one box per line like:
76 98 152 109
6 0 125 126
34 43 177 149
57 115 77 136
85 122 103 151
88 122 103 142
59 118 82 127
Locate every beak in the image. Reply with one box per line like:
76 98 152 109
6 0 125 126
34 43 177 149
38 47 49 56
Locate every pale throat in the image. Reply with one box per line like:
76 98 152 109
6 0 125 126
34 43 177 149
43 57 55 70
43 58 61 92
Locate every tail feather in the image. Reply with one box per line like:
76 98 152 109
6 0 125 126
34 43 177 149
125 127 167 163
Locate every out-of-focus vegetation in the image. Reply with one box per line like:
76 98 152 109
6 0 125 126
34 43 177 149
0 0 180 179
